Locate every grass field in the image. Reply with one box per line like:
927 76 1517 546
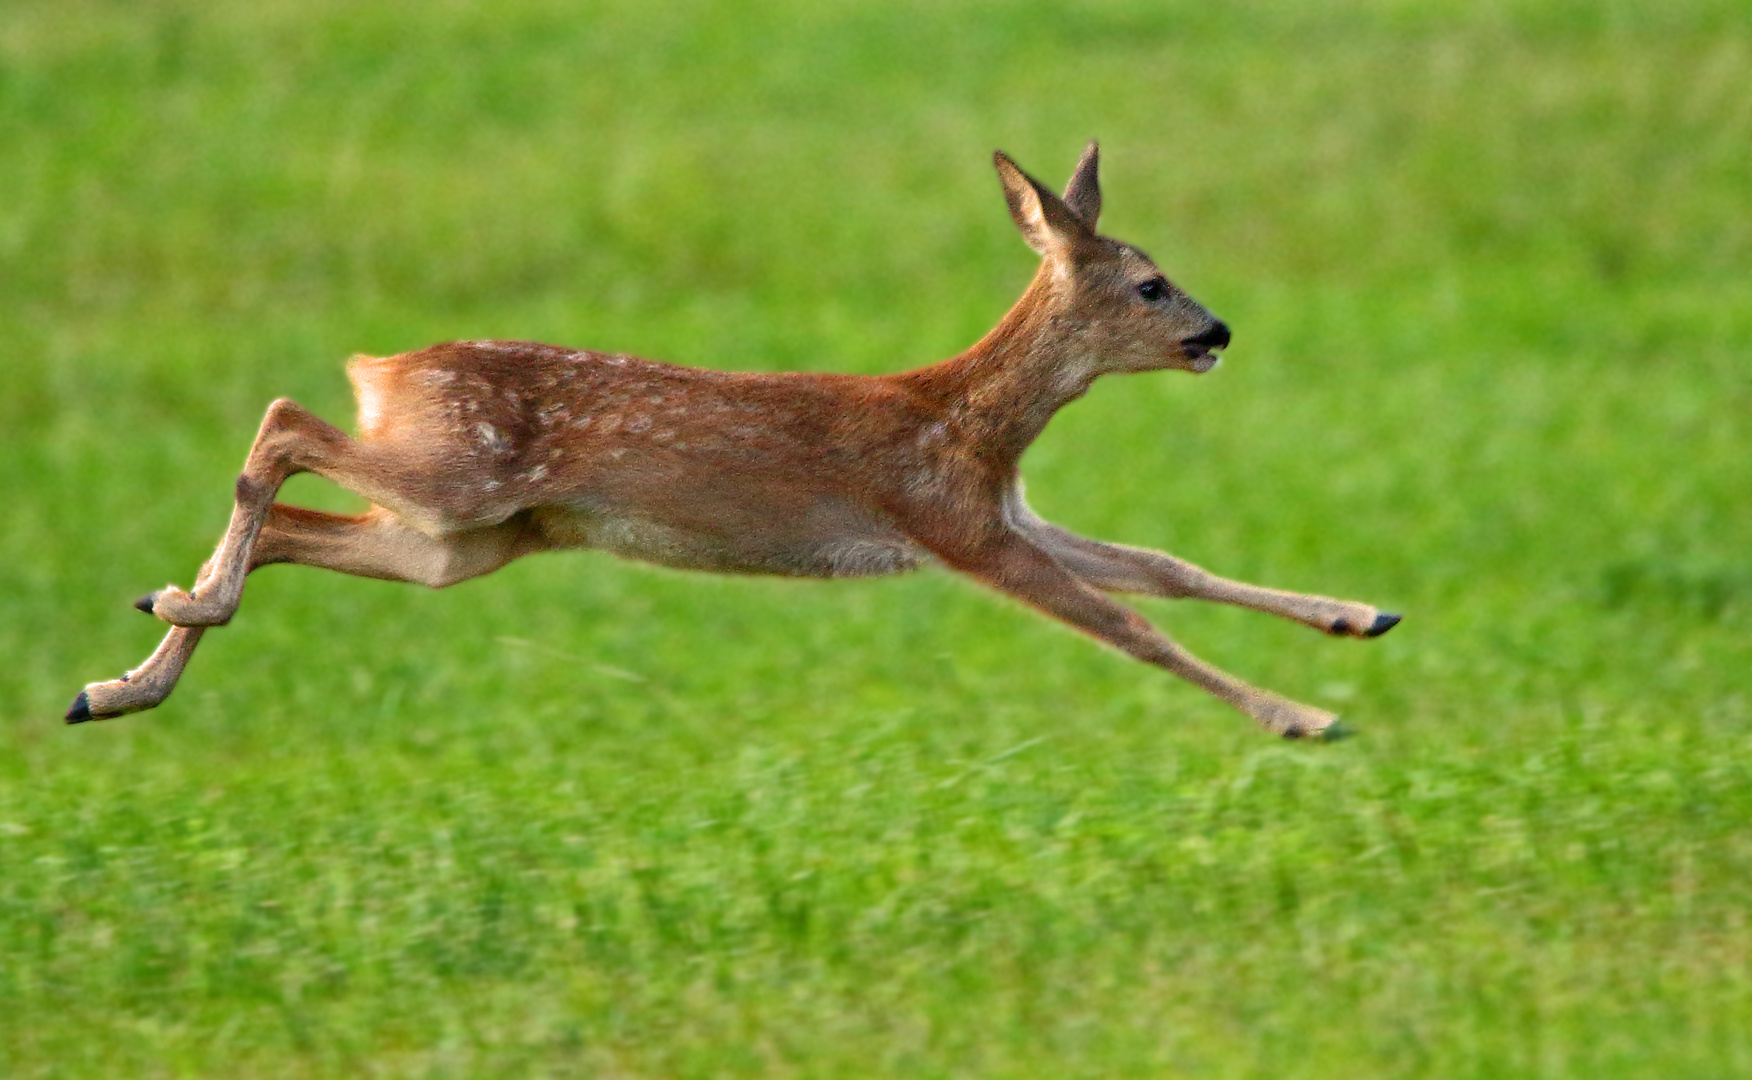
3 0 1751 1075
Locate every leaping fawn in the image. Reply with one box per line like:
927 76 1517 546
69 143 1398 738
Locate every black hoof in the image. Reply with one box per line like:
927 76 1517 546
1365 613 1402 638
134 593 157 615
66 691 92 724
1320 720 1357 742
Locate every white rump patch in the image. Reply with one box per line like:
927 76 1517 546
347 355 393 439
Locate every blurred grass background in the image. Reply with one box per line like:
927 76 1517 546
2 0 1750 1076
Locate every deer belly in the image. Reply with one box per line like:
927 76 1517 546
530 502 928 578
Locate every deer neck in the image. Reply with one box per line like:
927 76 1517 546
908 264 1098 470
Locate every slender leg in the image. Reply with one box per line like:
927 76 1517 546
945 531 1340 738
67 627 206 723
67 385 554 726
251 505 549 586
139 398 392 628
1007 497 1399 638
68 396 345 723
67 506 546 723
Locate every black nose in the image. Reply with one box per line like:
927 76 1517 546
1186 321 1230 351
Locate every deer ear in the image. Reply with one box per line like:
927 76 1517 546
994 150 1094 258
1062 140 1101 228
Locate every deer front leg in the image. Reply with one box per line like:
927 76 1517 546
1008 501 1399 638
944 532 1339 738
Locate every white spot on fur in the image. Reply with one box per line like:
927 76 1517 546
474 422 510 455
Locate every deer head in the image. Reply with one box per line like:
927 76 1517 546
993 141 1230 377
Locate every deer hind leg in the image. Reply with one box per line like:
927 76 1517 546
945 532 1341 738
142 397 439 628
69 394 521 724
67 626 206 723
68 399 354 721
250 504 549 587
1007 499 1399 638
67 508 543 723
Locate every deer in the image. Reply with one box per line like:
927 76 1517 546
67 142 1398 738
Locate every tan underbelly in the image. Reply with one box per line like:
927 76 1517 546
529 503 928 578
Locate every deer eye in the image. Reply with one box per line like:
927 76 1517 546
1135 278 1168 302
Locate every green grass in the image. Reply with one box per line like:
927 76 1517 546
4 0 1751 1075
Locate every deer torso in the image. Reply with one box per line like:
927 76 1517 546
348 340 977 577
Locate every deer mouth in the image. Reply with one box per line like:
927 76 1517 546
1184 345 1223 373
1179 320 1231 372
